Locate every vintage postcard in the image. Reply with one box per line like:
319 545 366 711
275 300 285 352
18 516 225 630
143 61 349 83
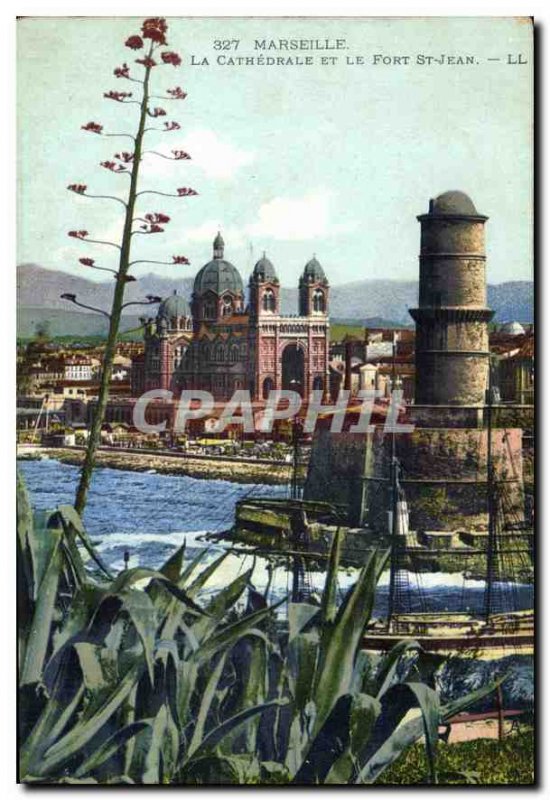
17 15 534 785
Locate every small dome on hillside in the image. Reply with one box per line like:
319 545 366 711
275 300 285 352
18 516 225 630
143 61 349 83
500 321 526 336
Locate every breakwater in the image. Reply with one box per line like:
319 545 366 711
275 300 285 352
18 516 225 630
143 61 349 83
17 446 301 485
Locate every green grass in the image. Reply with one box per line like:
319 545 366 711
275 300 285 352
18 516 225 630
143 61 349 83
329 322 366 342
376 728 535 785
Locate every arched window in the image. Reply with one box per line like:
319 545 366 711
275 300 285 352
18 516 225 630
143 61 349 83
203 298 216 319
215 343 224 362
262 377 275 399
313 376 324 391
222 295 233 316
313 289 325 313
262 289 276 312
229 345 239 363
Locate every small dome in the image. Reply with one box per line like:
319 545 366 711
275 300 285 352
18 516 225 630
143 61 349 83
158 290 190 319
213 231 224 251
193 260 244 296
501 321 526 336
302 256 327 283
252 253 278 283
429 191 479 216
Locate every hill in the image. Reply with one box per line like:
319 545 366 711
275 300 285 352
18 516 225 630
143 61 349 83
16 264 534 337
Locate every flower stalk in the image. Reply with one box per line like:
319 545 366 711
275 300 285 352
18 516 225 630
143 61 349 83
73 20 190 514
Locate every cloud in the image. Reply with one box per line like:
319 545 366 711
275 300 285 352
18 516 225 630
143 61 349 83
245 189 358 241
141 129 254 181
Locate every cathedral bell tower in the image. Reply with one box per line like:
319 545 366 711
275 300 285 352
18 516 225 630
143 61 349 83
299 256 329 316
249 253 280 320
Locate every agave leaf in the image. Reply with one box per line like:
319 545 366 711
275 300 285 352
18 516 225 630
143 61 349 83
403 682 440 784
57 504 113 580
375 640 422 699
287 631 319 712
355 679 500 785
118 589 158 686
20 673 85 779
187 651 228 758
48 585 109 667
38 662 142 776
312 549 379 735
185 550 227 595
288 602 319 641
74 720 150 778
195 597 286 663
20 528 63 685
141 704 179 784
159 542 186 582
319 527 343 624
184 698 288 763
192 568 253 643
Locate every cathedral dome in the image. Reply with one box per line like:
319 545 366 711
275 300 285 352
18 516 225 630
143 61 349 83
193 260 244 296
429 190 479 216
252 253 278 283
158 290 190 319
302 256 327 283
193 232 244 296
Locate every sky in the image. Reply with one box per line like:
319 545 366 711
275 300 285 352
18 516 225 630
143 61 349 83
17 16 533 288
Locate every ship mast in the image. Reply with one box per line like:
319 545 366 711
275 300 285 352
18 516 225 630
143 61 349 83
484 355 497 622
386 333 399 631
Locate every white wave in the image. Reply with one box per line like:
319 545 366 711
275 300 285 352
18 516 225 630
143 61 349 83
96 529 213 550
377 569 531 590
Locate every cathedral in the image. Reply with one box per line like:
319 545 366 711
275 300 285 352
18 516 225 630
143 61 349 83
131 233 330 401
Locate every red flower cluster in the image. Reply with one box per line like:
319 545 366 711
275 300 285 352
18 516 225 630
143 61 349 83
138 223 163 234
145 212 170 224
161 51 182 67
136 56 156 68
79 258 95 267
172 150 191 160
172 255 190 265
114 63 130 79
125 35 143 50
167 86 187 99
104 90 133 102
142 17 168 45
163 121 181 131
101 160 128 173
114 151 134 163
177 188 198 197
81 121 103 134
147 107 166 117
67 183 87 194
68 230 88 239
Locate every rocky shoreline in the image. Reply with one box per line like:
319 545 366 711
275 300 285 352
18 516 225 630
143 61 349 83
17 447 299 485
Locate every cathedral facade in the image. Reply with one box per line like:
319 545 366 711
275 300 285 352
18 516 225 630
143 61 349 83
132 233 330 401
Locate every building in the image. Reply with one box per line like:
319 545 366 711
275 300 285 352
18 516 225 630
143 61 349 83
306 191 525 532
64 356 94 382
410 191 493 407
133 233 330 401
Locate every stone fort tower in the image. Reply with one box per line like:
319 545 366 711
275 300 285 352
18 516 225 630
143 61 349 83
305 190 525 532
410 190 493 407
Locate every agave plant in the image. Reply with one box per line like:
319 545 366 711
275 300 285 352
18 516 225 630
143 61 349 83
17 473 499 785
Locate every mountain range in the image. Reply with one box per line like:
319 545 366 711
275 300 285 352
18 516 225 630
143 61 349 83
17 263 534 338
